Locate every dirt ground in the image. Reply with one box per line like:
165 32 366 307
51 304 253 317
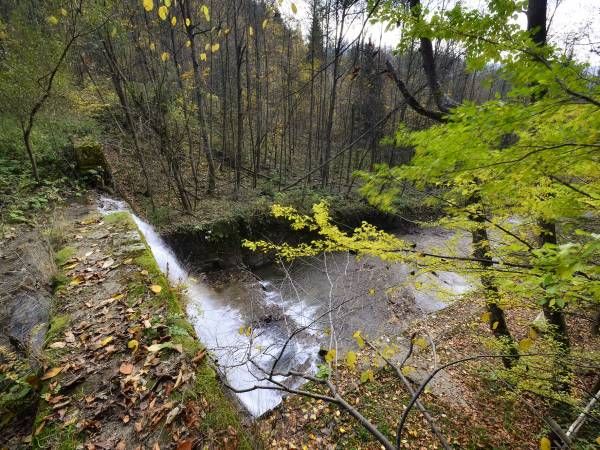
1 197 255 449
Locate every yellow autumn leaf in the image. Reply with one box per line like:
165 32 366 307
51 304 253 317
345 351 357 370
171 16 177 26
539 437 551 450
160 52 169 62
262 19 268 29
492 321 499 330
291 2 298 14
201 5 210 22
360 369 374 383
211 43 220 53
401 365 415 376
368 288 375 296
185 18 191 27
149 42 156 51
480 311 491 323
413 337 428 349
143 0 154 12
186 40 191 47
324 349 336 363
518 338 533 352
224 27 230 35
47 16 59 25
128 339 139 352
353 330 365 349
41 367 63 380
150 284 163 293
200 52 207 61
164 0 171 6
528 327 538 340
248 26 254 36
100 336 114 347
205 43 210 51
158 5 168 20
60 8 68 16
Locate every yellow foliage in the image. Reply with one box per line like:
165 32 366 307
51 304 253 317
324 349 336 363
143 0 154 12
200 5 210 22
345 351 357 370
158 5 168 20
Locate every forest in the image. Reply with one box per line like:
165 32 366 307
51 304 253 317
0 0 599 449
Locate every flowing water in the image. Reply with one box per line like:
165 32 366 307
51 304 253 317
98 196 470 417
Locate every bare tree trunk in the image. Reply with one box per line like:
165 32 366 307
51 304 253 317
182 0 216 194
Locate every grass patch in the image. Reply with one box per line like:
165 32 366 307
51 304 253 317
32 403 80 450
104 211 133 227
45 314 70 345
185 363 255 449
54 246 75 267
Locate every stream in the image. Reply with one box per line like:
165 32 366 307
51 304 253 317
98 196 471 418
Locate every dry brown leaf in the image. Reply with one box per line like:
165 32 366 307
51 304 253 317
41 367 63 380
165 405 181 424
147 342 183 353
64 331 76 343
119 362 134 375
177 440 193 450
34 420 46 436
49 341 66 349
116 441 126 450
101 258 115 269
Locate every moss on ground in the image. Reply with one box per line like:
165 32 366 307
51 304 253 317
54 246 75 267
45 314 70 344
103 211 133 227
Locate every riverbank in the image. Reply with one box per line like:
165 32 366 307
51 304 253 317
0 195 256 449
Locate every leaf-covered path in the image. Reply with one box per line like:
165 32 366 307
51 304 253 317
31 199 253 449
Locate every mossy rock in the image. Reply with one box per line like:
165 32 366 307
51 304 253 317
72 137 110 187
